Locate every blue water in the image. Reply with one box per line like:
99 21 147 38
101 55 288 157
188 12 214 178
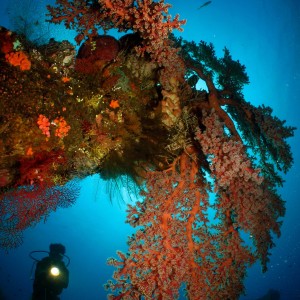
0 0 299 299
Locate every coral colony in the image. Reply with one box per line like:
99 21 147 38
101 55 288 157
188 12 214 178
0 0 296 299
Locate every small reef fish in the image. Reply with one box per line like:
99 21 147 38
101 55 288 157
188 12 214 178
198 1 212 9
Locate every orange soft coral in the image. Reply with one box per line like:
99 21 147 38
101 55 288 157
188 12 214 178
53 116 71 138
109 99 120 109
37 114 51 137
5 51 31 71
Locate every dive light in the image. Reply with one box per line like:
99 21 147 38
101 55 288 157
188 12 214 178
50 266 60 277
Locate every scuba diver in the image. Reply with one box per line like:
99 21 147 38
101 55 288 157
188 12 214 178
30 243 70 300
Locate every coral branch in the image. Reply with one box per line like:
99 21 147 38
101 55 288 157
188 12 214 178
0 181 79 250
106 109 288 298
106 151 212 299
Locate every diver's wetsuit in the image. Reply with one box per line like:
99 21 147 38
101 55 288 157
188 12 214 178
32 256 69 300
